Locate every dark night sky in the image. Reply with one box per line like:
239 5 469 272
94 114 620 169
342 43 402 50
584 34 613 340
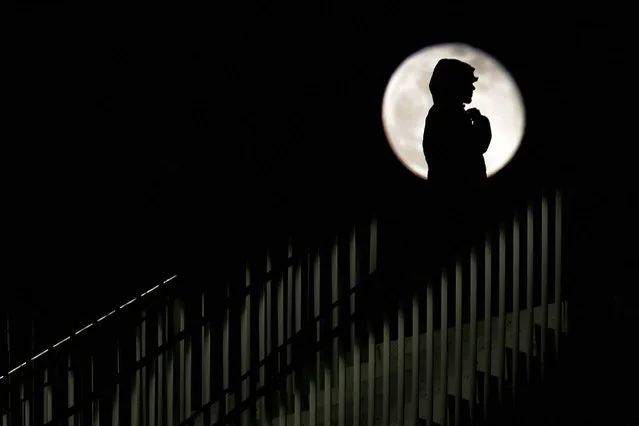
4 6 636 333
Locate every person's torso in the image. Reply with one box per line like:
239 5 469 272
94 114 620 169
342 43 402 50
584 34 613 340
423 105 486 181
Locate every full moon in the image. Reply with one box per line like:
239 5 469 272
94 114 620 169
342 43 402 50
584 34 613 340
381 43 526 179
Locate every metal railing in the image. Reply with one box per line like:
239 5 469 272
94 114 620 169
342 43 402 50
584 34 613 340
1 189 566 426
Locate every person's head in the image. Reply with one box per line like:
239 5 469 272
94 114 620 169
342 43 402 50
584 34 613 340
429 58 478 106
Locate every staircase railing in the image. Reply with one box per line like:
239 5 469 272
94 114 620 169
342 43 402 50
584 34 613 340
0 211 379 425
1 188 566 426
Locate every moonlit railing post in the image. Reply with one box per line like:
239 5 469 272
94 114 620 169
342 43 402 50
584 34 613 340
257 255 267 425
526 201 534 384
350 224 362 426
67 356 75 426
277 252 287 425
554 190 563 357
131 317 142 426
310 249 320 426
113 341 120 426
397 294 406 426
43 366 52 423
410 283 420 426
201 293 211 426
497 225 506 405
266 250 273 424
541 191 549 381
483 236 492 421
177 299 186 423
425 284 434 426
512 211 521 403
469 248 478 423
367 216 377 426
334 236 346 426
241 263 252 426
156 303 165 426
454 259 463 426
222 289 230 423
439 270 449 426
293 255 303 426
91 356 99 426
381 310 391 426
287 240 295 413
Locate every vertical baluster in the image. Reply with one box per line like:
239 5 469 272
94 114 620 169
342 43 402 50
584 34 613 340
335 236 346 426
27 321 35 426
454 259 463 426
242 263 252 426
287 240 294 416
113 341 120 426
146 307 158 426
497 225 506 405
265 249 273 425
323 242 334 426
541 191 549 381
179 299 187 423
397 298 406 426
259 252 268 426
526 200 534 384
310 250 320 426
141 310 148 426
92 355 99 426
156 305 164 426
440 271 449 426
512 212 521 403
167 302 177 425
5 316 14 426
187 301 195 423
410 283 420 426
222 291 230 422
483 236 492 421
278 252 287 426
201 293 211 426
44 366 52 423
2 313 8 424
132 320 141 426
324 320 332 426
469 248 478 423
425 284 434 426
382 312 390 426
21 375 28 426
368 216 378 426
350 224 361 426
366 319 375 426
68 354 74 426
294 255 302 426
554 190 563 353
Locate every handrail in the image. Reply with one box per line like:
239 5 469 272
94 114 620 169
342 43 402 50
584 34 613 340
0 274 177 382
1 247 303 383
1 211 377 423
41 269 380 423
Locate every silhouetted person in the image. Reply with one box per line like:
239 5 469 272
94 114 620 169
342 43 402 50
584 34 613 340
421 58 492 275
423 58 491 185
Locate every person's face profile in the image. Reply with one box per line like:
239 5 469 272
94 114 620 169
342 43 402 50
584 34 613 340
462 81 476 104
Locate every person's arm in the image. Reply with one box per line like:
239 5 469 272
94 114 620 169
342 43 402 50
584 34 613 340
467 109 492 153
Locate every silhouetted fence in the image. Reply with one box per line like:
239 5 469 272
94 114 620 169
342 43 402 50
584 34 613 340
1 189 566 426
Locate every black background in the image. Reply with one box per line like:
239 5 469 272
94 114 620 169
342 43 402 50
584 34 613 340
4 6 635 344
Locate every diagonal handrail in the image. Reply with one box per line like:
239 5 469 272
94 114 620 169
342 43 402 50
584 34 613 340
0 247 300 384
0 274 178 383
41 268 380 424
